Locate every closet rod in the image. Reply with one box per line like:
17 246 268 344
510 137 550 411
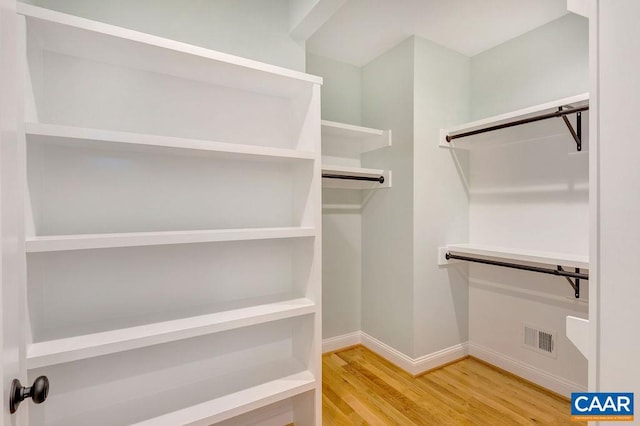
322 174 385 183
445 252 588 280
445 105 589 142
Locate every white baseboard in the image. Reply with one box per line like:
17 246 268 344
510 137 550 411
323 331 469 376
359 332 418 373
362 332 469 376
322 331 362 353
468 342 587 398
323 333 585 397
412 341 470 376
361 332 469 376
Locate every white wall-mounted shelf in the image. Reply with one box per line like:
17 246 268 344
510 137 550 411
442 243 589 269
17 4 321 97
439 93 589 149
321 120 391 154
26 227 316 252
322 165 391 190
320 119 392 191
26 123 315 162
27 298 315 369
566 316 589 359
132 371 316 426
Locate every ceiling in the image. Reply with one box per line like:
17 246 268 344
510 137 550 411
306 0 569 66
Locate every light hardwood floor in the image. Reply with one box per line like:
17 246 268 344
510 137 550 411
322 345 583 425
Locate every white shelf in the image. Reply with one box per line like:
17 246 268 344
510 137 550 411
26 227 316 252
440 93 589 149
566 316 589 359
132 371 316 426
27 298 316 369
18 4 321 97
25 123 315 162
322 165 391 190
445 243 589 269
321 120 391 153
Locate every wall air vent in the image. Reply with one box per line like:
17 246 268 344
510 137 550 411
523 323 557 358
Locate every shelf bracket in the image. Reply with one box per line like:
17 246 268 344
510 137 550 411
559 107 582 151
558 266 581 298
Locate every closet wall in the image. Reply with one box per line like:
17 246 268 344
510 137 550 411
466 14 589 392
20 0 304 70
412 37 470 357
314 12 590 392
306 53 362 340
361 38 415 356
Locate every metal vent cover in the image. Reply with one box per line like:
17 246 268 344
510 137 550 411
523 323 557 358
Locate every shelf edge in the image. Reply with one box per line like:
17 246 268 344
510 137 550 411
27 298 316 369
26 227 317 253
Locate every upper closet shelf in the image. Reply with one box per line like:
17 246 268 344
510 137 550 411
17 4 321 97
26 123 315 162
322 165 391 190
439 93 589 150
444 244 588 269
321 120 391 154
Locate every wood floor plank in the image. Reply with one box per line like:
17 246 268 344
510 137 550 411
337 348 471 425
323 345 583 425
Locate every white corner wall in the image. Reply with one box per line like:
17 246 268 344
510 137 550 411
361 38 415 356
23 0 305 71
595 0 640 403
467 13 590 394
413 36 470 357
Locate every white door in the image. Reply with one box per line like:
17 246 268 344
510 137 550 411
1 0 28 425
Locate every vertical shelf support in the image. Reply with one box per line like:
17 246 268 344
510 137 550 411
558 266 581 298
560 107 582 151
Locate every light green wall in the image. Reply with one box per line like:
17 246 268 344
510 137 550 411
306 53 363 339
361 38 415 355
413 36 470 356
471 13 589 119
23 0 305 71
306 53 362 125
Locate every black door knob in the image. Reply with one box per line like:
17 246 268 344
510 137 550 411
9 376 49 414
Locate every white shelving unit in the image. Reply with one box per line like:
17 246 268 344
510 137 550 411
439 93 589 149
19 3 322 425
321 120 391 190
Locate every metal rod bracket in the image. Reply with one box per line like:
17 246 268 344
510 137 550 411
558 266 581 298
560 107 582 151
